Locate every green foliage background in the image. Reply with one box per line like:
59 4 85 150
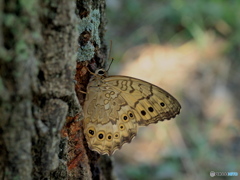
106 0 239 59
106 0 240 180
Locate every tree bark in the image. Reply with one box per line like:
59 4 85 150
0 0 113 179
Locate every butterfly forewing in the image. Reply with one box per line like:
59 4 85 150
105 76 181 125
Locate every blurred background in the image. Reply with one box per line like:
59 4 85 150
105 0 240 179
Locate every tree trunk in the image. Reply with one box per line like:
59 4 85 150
0 0 113 179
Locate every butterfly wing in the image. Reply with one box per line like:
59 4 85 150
83 76 181 155
106 76 181 126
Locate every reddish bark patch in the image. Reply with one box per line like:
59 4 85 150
75 62 90 106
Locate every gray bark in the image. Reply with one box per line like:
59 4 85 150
0 0 113 179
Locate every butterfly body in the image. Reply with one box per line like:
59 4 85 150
83 69 181 155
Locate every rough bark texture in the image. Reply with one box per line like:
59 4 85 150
0 0 113 179
66 0 114 179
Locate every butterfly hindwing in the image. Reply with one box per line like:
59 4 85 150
83 74 181 155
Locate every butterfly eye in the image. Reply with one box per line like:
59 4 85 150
87 127 96 137
114 132 120 139
97 131 105 141
160 102 165 107
106 133 113 141
96 69 105 76
119 123 125 131
121 114 129 122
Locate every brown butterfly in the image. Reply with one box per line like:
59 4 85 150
83 69 181 155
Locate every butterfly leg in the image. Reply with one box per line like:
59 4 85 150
79 90 87 94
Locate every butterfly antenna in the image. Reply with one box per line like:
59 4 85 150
106 40 113 72
108 40 112 61
106 58 114 72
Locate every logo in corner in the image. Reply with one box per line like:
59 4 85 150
210 171 215 177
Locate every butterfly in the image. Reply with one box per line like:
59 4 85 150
83 68 181 155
